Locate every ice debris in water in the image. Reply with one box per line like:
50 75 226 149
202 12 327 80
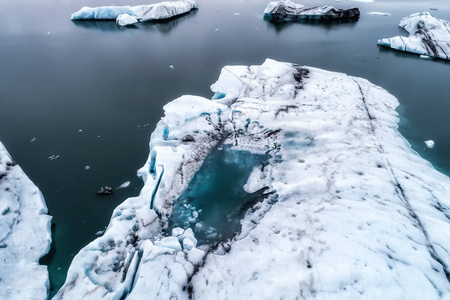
425 140 435 148
96 186 113 195
367 12 390 16
48 154 60 160
30 137 36 143
378 12 450 60
0 141 52 299
116 181 131 189
55 59 450 299
84 165 90 170
71 0 198 27
263 0 360 21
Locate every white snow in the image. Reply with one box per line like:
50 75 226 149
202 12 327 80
0 142 52 300
425 140 435 148
55 60 450 299
378 12 450 60
71 0 198 26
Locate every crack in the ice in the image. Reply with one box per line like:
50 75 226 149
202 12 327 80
353 79 450 284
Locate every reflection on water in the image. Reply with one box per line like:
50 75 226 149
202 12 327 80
265 17 359 33
72 9 198 33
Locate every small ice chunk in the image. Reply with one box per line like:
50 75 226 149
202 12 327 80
158 236 182 251
171 227 185 237
78 129 83 132
215 28 220 31
84 165 90 170
420 55 432 59
116 181 131 189
367 12 391 16
425 140 435 148
116 14 138 26
183 238 195 250
48 155 60 160
234 13 240 16
95 230 104 236
96 186 113 195
169 65 174 69
30 137 36 143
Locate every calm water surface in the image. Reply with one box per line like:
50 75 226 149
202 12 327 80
0 0 449 296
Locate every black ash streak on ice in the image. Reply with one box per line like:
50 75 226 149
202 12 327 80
378 12 450 60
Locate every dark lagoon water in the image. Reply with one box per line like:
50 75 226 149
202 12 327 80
0 0 449 296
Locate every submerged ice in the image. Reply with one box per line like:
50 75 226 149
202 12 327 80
263 0 360 22
378 12 450 60
71 0 198 27
0 142 52 299
56 60 450 299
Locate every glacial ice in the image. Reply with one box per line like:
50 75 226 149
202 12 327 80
0 142 52 300
263 0 360 22
378 12 450 60
71 0 198 27
55 59 450 299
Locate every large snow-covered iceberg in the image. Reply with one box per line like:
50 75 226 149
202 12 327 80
378 12 450 60
55 59 450 299
71 0 198 26
264 1 360 21
0 142 52 300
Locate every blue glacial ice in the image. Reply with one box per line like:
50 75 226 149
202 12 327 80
0 142 52 300
71 0 198 27
55 60 450 299
378 12 450 60
263 0 360 22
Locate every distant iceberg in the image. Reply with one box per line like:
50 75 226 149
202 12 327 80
0 142 52 300
71 0 198 26
55 60 450 299
264 0 360 21
378 12 450 60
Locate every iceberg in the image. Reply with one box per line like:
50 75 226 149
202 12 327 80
55 60 450 299
71 0 198 27
0 142 52 299
378 12 450 60
263 1 360 22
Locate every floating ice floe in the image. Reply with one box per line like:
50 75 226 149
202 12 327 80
71 0 198 27
425 140 435 148
0 142 52 299
116 181 131 189
378 12 450 60
263 0 360 21
367 11 390 16
55 59 450 299
48 154 60 160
